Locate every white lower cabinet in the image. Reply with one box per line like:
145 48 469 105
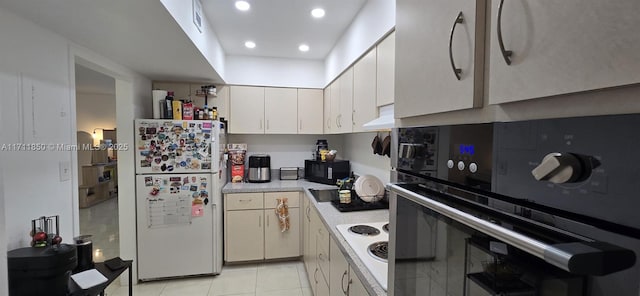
330 238 369 296
224 192 301 262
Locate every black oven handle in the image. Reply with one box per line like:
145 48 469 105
389 184 636 275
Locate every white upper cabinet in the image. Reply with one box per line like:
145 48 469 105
395 0 485 118
264 87 297 134
353 48 378 133
323 86 332 134
338 68 354 133
488 0 640 105
229 86 265 134
376 31 396 107
330 79 341 134
297 89 324 134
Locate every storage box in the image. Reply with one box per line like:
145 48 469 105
230 165 245 183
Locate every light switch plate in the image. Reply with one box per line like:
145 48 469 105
59 161 71 181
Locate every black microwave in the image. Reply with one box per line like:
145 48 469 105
304 159 350 185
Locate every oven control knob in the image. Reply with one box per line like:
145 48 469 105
532 152 583 184
469 163 478 173
457 161 465 171
447 160 454 169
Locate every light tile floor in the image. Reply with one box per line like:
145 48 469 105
80 196 313 296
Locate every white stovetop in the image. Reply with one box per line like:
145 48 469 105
336 221 388 291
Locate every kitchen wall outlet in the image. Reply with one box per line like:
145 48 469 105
59 161 71 181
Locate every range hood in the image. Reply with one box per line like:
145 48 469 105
363 104 395 130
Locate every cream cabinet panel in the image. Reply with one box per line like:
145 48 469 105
353 48 378 133
330 238 349 296
488 0 640 105
229 86 265 134
298 89 324 134
264 191 300 208
317 272 331 296
395 0 485 118
330 79 341 134
303 198 316 276
323 86 332 134
264 87 297 134
264 208 301 259
338 68 354 133
214 85 230 120
348 269 369 296
225 193 264 210
225 209 264 262
376 31 396 107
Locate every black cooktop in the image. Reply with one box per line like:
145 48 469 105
330 197 389 212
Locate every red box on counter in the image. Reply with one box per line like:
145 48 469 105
231 165 244 183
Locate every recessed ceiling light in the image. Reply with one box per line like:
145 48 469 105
311 8 325 18
299 44 310 52
235 1 250 11
245 41 256 49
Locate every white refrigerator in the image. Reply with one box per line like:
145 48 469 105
134 119 225 280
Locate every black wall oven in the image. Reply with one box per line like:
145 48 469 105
388 115 640 296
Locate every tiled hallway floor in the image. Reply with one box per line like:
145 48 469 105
106 261 312 296
81 196 312 296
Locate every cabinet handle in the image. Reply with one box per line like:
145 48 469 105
259 215 261 227
299 119 302 130
266 119 270 130
239 199 251 203
341 270 348 294
448 11 464 80
318 252 325 262
314 268 319 284
306 206 310 220
267 214 270 227
327 118 331 129
336 115 340 128
497 0 513 65
259 119 263 129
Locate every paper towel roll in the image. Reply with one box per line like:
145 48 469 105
152 90 168 119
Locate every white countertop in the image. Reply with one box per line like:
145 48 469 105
222 179 389 296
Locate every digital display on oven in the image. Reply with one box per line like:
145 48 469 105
458 144 475 156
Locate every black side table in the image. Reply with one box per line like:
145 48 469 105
68 260 133 296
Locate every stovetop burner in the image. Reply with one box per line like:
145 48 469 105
368 241 388 262
382 223 389 233
348 225 380 236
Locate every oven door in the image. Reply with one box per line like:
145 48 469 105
388 183 635 296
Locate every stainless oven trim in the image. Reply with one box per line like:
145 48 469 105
389 184 560 268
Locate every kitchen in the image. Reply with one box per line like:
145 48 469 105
1 0 640 296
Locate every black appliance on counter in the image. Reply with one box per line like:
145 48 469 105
330 195 389 212
304 159 350 185
388 114 640 296
8 244 77 296
248 154 271 183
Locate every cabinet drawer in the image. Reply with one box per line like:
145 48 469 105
264 192 300 208
225 193 264 210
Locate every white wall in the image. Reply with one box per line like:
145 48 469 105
76 93 116 134
325 0 396 84
159 0 226 81
342 132 391 183
225 56 325 88
228 134 344 170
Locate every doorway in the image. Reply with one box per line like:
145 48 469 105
75 63 119 262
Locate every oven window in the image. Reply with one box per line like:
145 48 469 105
393 195 585 296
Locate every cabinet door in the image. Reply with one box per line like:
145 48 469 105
229 86 265 134
353 49 378 133
303 198 315 274
323 86 332 134
264 87 297 134
488 0 640 105
214 85 230 120
348 268 369 296
317 271 331 296
225 209 264 262
376 31 396 107
330 238 350 296
298 89 324 134
264 207 301 259
395 0 485 118
338 68 354 133
330 79 341 134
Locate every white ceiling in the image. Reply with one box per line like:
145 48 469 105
0 0 224 83
203 0 367 60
